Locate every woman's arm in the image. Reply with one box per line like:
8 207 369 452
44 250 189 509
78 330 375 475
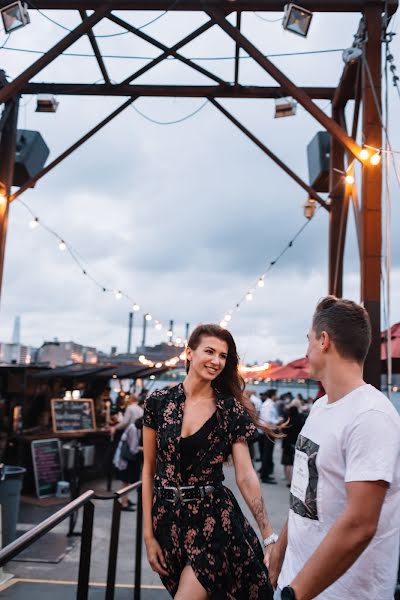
142 426 168 576
232 441 274 565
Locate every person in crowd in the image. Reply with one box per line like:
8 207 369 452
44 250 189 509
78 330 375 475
269 296 400 600
113 419 142 511
259 389 281 484
246 389 263 462
280 399 304 487
110 393 143 434
143 324 278 599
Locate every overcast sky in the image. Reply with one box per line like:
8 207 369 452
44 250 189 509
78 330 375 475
1 6 400 363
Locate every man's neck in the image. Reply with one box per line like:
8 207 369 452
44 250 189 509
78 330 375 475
320 361 366 404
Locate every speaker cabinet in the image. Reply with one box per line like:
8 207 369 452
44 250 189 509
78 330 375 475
13 129 49 187
307 131 330 193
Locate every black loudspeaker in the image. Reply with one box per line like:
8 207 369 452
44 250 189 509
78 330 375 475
307 131 330 192
13 129 50 187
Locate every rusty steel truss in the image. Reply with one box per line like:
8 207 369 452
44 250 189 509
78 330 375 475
0 0 397 387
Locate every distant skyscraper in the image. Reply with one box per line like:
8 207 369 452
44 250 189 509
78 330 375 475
12 316 21 345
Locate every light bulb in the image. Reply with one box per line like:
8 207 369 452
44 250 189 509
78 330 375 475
132 303 140 312
224 314 232 322
115 291 122 300
155 322 162 330
167 330 173 337
59 240 66 251
257 278 265 288
220 320 227 328
359 148 370 161
0 195 6 206
345 174 355 185
145 313 152 321
29 218 39 229
370 152 381 166
246 292 253 301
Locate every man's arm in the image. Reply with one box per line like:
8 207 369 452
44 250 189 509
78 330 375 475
269 518 288 588
290 480 388 600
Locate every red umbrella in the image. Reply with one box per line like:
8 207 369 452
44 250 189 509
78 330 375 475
268 357 310 381
381 323 400 360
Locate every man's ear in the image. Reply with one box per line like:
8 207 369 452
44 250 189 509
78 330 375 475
320 331 331 352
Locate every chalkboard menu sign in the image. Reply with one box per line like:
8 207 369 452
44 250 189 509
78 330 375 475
51 398 96 433
31 438 63 498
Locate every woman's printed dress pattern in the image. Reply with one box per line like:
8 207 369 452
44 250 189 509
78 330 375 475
144 383 273 599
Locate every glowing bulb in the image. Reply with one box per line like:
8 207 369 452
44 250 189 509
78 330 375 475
167 330 173 337
370 152 381 166
257 278 265 288
155 362 163 368
220 320 227 328
155 321 162 330
115 291 122 300
132 303 140 312
145 313 152 321
29 218 39 229
224 314 232 322
0 195 6 206
345 174 355 185
176 337 182 344
246 292 253 301
359 148 370 161
59 240 66 251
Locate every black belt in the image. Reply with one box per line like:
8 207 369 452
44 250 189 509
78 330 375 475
156 484 218 503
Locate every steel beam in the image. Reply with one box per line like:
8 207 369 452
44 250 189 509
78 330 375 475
0 96 19 301
208 8 364 160
10 98 137 202
80 10 111 84
234 12 242 86
4 1 397 12
361 5 382 389
106 14 225 85
210 98 329 210
21 83 338 99
0 6 110 105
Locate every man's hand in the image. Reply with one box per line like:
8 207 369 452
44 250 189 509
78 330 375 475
268 542 285 589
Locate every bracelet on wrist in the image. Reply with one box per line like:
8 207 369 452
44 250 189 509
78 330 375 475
262 532 278 547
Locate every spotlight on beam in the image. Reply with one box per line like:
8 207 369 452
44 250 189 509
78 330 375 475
36 95 59 113
303 198 316 220
1 1 30 34
282 3 313 37
274 97 297 118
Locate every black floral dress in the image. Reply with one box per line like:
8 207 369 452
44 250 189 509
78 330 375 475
144 383 273 599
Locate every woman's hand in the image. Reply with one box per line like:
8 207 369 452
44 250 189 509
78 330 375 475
263 543 273 569
268 543 283 589
145 536 168 576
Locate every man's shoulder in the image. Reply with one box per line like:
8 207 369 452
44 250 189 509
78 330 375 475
353 385 400 421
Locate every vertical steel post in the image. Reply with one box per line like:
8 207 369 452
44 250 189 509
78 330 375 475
133 487 143 600
105 498 122 600
329 108 346 297
77 501 95 600
361 6 382 389
0 92 19 304
127 312 133 354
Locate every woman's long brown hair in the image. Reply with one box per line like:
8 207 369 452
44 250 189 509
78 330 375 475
186 324 279 437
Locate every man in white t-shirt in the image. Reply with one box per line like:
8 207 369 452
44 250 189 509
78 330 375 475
269 296 400 600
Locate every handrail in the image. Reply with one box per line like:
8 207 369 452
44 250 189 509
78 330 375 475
0 489 95 566
0 482 144 600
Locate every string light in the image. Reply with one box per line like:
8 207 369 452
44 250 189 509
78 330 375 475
59 240 66 251
245 291 253 301
224 314 232 322
257 277 265 288
115 290 122 300
145 313 152 321
370 151 381 166
220 320 227 328
359 148 370 161
155 321 162 330
29 217 39 229
132 302 140 312
345 174 355 185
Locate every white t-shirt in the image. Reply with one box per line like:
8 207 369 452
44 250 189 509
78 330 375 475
278 384 400 599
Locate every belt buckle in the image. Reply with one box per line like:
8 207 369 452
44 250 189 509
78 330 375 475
164 486 182 504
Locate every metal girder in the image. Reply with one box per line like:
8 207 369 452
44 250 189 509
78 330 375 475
10 98 137 202
234 12 241 86
2 1 396 12
0 6 111 104
80 10 111 85
106 14 225 86
208 7 364 160
209 98 329 210
21 83 339 99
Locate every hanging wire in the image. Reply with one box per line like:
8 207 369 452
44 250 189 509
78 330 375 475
253 13 283 23
131 99 209 125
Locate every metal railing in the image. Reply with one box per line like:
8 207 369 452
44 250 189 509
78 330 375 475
0 481 143 600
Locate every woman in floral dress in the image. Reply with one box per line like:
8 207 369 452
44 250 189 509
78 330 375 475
143 324 276 599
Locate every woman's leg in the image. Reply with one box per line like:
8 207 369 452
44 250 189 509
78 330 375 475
174 565 209 600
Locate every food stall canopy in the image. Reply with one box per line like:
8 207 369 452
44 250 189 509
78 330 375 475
268 357 311 381
31 362 171 380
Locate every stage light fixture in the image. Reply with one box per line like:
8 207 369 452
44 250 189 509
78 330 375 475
36 94 59 113
1 1 30 34
282 4 313 37
275 97 297 118
303 198 316 220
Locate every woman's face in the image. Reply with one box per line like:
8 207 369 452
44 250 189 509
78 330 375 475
187 335 229 382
